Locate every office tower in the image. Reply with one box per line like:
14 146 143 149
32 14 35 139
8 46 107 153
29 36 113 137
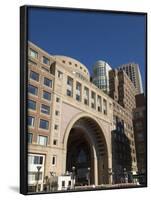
118 63 143 94
92 60 112 93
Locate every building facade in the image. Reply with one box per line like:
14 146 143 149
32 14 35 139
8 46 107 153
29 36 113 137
133 94 146 184
109 69 137 112
27 42 114 192
109 69 138 183
92 60 112 94
118 63 143 94
112 101 138 183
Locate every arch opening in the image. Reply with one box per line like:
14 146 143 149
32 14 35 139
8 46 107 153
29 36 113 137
65 116 109 186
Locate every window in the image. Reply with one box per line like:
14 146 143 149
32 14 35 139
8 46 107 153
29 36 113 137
28 172 42 181
28 99 36 110
62 181 65 187
91 91 96 109
28 116 35 127
103 99 107 115
67 76 73 97
34 156 43 164
28 155 43 165
56 97 60 102
76 82 81 101
28 84 38 95
55 110 59 116
52 155 56 165
84 87 89 105
29 48 38 59
30 71 39 81
58 71 63 78
28 133 33 144
43 56 50 65
54 124 58 130
44 77 52 87
37 135 48 146
97 96 102 112
53 140 57 145
41 104 50 115
43 91 51 101
39 119 49 130
137 132 144 141
28 59 37 66
68 181 71 186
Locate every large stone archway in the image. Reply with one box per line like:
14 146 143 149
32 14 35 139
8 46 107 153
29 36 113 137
62 113 112 186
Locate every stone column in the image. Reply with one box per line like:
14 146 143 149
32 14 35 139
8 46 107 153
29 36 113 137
93 155 98 186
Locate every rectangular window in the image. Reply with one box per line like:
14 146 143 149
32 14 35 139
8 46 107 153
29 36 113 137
67 76 73 97
76 82 81 101
62 181 65 187
97 96 102 112
52 155 56 165
44 77 52 87
30 71 39 82
56 97 60 102
37 135 48 146
43 91 51 101
28 99 36 110
43 56 50 65
54 124 58 130
28 133 33 144
41 104 50 115
84 87 89 105
28 116 35 127
103 99 107 115
58 71 63 78
28 84 38 95
91 91 96 109
29 48 38 59
39 119 49 130
34 156 43 164
55 110 59 116
53 139 57 145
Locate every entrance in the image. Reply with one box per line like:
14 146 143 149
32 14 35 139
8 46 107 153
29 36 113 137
66 127 93 186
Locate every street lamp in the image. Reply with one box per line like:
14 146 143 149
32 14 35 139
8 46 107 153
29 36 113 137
124 168 128 183
72 166 76 189
36 166 41 192
87 167 91 186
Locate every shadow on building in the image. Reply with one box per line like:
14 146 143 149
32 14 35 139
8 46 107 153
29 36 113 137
112 117 132 184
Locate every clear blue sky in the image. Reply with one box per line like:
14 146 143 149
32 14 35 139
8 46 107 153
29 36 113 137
28 7 146 89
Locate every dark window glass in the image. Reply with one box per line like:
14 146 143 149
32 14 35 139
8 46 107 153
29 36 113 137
56 97 60 102
30 71 39 81
62 181 65 187
28 99 36 110
43 56 50 65
28 84 38 95
34 156 43 164
67 90 72 97
44 77 52 87
43 91 51 101
28 133 33 144
39 119 49 130
41 104 50 115
28 116 35 126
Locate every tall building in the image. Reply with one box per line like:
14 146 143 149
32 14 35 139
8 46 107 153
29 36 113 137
109 69 137 112
118 63 143 94
112 101 137 183
109 69 138 183
27 42 114 192
133 94 146 184
92 60 112 93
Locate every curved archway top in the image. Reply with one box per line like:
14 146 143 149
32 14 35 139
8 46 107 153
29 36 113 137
62 112 109 156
